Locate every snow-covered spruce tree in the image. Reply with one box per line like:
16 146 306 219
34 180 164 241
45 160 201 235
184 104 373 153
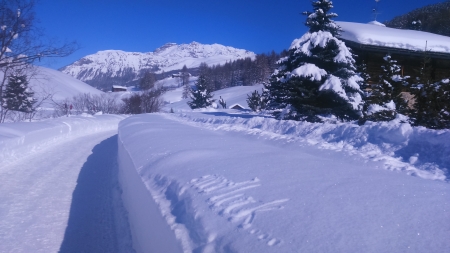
363 54 409 122
266 0 364 122
187 74 215 109
2 74 36 113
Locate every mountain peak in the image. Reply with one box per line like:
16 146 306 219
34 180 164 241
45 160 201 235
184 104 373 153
60 42 255 90
154 42 177 53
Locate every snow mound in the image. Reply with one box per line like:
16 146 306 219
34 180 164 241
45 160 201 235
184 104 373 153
367 20 386 26
169 113 449 181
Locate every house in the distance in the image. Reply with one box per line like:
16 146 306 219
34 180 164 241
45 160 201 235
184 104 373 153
337 21 450 83
111 85 127 92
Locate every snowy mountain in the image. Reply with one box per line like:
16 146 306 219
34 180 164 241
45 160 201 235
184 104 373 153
60 42 256 90
30 66 103 104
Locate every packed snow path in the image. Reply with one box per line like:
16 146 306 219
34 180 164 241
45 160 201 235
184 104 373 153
119 113 450 253
0 130 133 253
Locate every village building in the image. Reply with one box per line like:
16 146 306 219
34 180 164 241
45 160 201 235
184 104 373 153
229 104 246 110
337 21 450 83
111 85 127 92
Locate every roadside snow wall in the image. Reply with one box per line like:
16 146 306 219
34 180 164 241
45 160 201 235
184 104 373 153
117 118 183 253
0 114 126 166
168 113 450 181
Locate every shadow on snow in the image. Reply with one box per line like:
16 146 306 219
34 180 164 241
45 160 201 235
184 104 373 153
59 135 131 253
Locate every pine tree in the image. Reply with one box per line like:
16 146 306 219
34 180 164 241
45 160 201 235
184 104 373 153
187 74 215 109
139 71 156 90
266 0 364 122
247 89 268 112
2 74 36 113
364 54 409 122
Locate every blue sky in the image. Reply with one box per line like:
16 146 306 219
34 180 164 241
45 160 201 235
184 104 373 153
35 0 445 69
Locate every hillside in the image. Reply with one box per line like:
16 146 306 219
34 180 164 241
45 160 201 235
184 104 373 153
385 1 450 36
59 42 256 91
30 66 103 104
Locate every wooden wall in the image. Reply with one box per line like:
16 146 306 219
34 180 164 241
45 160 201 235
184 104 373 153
348 43 450 84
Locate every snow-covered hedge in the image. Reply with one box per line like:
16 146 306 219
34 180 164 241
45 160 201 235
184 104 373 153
168 113 449 181
0 114 126 165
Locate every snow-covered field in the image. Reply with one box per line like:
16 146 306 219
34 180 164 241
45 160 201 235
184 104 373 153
118 112 450 252
1 83 449 252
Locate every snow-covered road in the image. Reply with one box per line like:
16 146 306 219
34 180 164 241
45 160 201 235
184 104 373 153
0 130 133 253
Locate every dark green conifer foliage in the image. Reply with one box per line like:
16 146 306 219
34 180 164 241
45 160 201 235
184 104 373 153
2 74 36 113
303 0 340 36
411 52 450 129
247 89 267 112
187 74 215 109
364 55 409 122
266 0 364 122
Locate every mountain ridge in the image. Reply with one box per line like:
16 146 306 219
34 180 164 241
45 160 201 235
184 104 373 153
60 42 256 90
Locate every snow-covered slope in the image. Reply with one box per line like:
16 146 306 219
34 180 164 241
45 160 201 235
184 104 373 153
30 66 103 103
337 21 450 53
163 84 264 111
60 42 256 89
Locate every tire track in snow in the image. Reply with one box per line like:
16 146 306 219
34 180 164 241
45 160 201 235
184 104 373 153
190 175 288 247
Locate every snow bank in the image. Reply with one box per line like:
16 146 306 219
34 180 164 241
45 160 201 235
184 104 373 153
168 113 449 181
117 113 450 252
0 114 126 166
117 118 183 253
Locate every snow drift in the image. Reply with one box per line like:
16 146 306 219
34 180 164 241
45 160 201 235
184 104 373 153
170 112 449 181
117 113 450 253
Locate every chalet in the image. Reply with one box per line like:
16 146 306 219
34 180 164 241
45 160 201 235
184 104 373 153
172 72 191 78
229 104 246 110
337 21 450 83
111 85 127 92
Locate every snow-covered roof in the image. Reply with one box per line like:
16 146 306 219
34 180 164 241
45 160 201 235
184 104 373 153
337 21 450 54
112 85 127 89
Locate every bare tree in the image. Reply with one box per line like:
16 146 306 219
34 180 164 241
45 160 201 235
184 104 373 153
139 71 156 90
181 65 191 99
0 0 78 122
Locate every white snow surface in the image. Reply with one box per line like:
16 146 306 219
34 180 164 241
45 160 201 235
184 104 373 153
0 115 133 253
29 66 103 102
163 84 264 112
291 63 326 81
60 42 256 82
0 114 126 166
291 31 354 64
337 21 450 53
118 112 450 252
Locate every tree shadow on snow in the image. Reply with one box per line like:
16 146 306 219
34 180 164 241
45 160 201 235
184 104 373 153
59 135 130 253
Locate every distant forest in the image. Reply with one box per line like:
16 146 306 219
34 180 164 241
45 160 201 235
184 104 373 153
164 50 288 91
385 1 450 36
